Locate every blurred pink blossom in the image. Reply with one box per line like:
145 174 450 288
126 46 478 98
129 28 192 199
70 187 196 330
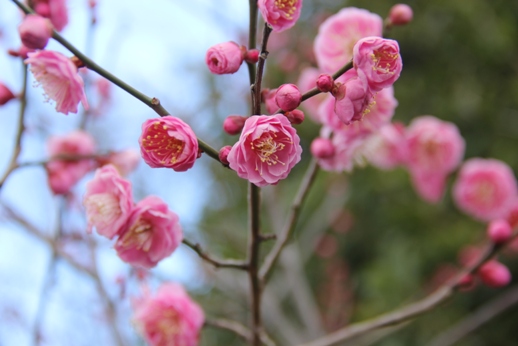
98 149 140 176
115 196 183 269
487 219 512 244
453 158 518 221
83 165 133 239
139 116 199 172
333 69 372 125
133 283 204 346
46 130 96 195
314 7 383 73
205 41 244 75
364 122 406 170
406 116 465 203
258 0 303 32
18 14 53 50
317 128 367 172
388 4 413 26
478 260 512 288
227 114 302 187
34 0 68 32
25 50 88 115
353 37 402 92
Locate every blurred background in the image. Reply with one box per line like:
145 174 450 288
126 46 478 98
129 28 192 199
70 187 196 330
1 0 518 345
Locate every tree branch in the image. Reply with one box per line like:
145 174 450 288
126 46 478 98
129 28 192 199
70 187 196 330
182 239 249 270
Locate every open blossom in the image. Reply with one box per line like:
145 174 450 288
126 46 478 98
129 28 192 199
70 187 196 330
333 69 372 125
314 7 383 73
133 283 204 346
139 116 199 172
83 165 133 239
453 158 518 221
227 114 302 187
353 37 403 92
363 122 407 170
46 130 96 195
258 0 303 32
406 116 465 203
25 50 88 115
34 0 68 32
18 15 53 50
115 196 183 269
205 42 244 75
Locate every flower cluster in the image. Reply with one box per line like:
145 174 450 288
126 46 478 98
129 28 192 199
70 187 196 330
83 165 183 269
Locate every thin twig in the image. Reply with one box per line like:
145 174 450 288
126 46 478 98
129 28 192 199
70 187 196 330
252 23 273 115
205 318 252 342
10 0 221 163
182 239 249 270
297 241 511 346
259 158 320 283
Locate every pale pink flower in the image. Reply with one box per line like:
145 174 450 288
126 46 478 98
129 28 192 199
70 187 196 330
205 41 244 75
388 4 413 26
46 130 96 195
405 116 464 203
478 261 511 288
258 0 303 32
18 15 53 50
363 122 407 170
275 83 302 112
353 37 403 92
317 128 367 172
25 50 88 115
453 158 518 221
297 67 327 122
0 83 16 106
115 196 183 269
333 69 372 125
139 116 199 172
83 165 133 239
314 8 383 73
98 149 141 176
133 283 204 346
227 114 302 187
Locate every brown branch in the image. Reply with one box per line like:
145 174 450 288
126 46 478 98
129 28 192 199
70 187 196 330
205 318 276 346
297 241 510 346
182 239 249 270
259 158 320 283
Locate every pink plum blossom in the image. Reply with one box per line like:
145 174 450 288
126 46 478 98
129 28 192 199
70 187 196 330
115 196 183 269
25 50 89 115
275 83 302 112
46 130 96 195
133 283 204 346
18 15 53 50
139 116 199 172
453 158 518 221
258 0 303 32
83 165 133 239
363 122 407 170
0 83 16 106
205 41 244 75
487 219 512 244
405 116 465 203
314 8 383 73
353 37 403 92
316 128 367 172
333 69 372 125
227 114 302 187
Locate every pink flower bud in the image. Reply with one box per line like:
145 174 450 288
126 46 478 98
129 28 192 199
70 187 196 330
34 3 51 17
487 219 512 244
275 84 302 112
0 83 16 106
245 49 260 64
258 0 303 32
219 145 232 165
139 116 199 172
388 4 413 26
18 15 53 50
316 73 334 93
479 261 512 288
311 138 335 159
223 115 247 135
285 109 304 124
205 41 245 75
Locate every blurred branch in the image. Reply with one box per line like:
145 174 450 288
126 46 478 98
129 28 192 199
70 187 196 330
297 240 512 346
205 318 276 346
0 62 28 190
10 0 221 164
426 285 518 346
259 158 320 283
182 239 249 270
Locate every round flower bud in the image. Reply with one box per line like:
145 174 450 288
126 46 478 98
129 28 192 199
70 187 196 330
218 145 232 165
0 83 16 106
245 49 260 64
388 4 413 26
285 109 304 125
316 73 334 93
275 84 302 112
487 219 512 244
479 261 512 288
311 138 335 159
18 14 53 50
223 115 247 135
205 41 245 75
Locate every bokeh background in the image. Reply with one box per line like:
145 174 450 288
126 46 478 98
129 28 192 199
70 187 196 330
1 0 518 345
